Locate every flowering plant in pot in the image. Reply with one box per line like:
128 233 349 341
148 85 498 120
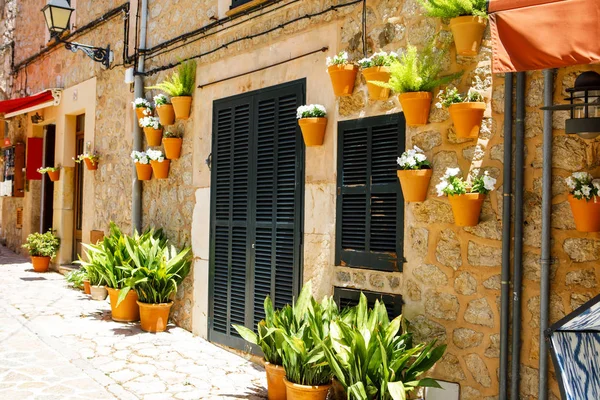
163 130 183 160
436 168 496 226
358 50 399 100
147 149 170 179
397 146 432 202
326 52 358 97
139 116 163 147
37 166 61 182
418 0 488 56
372 43 461 126
565 172 600 232
436 86 485 138
297 104 327 147
74 152 99 170
132 98 153 126
131 151 152 181
154 94 175 126
22 231 60 273
147 60 196 120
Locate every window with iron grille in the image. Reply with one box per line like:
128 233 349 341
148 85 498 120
336 113 405 272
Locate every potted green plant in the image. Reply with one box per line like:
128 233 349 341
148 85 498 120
163 130 183 160
418 0 488 56
22 231 60 273
147 60 196 120
565 172 600 232
66 269 86 291
139 116 163 147
154 94 174 126
131 151 152 181
147 149 170 179
372 43 461 126
326 52 358 97
359 50 399 100
37 166 61 182
397 146 432 202
132 98 153 126
436 86 485 138
296 105 327 147
436 168 496 226
74 152 100 171
81 263 108 301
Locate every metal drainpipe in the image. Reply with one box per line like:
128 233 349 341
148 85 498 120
132 0 148 234
539 68 555 400
499 72 514 400
511 71 526 398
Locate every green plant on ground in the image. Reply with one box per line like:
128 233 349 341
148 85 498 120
22 231 60 258
417 0 488 18
147 60 197 97
66 269 86 290
372 42 462 94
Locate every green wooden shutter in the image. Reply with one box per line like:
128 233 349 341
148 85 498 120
336 114 405 272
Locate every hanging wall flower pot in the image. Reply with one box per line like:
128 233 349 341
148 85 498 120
449 16 487 56
264 363 286 400
448 193 485 226
84 158 98 171
449 102 486 138
135 107 151 126
144 127 163 147
137 301 173 333
106 287 140 322
363 66 391 100
399 92 432 126
47 170 60 182
328 64 358 97
298 118 327 146
163 138 183 159
31 256 50 273
156 104 175 126
171 96 192 120
568 194 600 232
135 162 152 181
151 160 170 179
283 378 331 400
397 169 433 202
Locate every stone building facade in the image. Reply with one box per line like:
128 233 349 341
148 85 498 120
0 0 598 398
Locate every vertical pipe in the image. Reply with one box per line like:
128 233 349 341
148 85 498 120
511 71 526 398
132 0 148 234
499 72 514 400
539 68 555 400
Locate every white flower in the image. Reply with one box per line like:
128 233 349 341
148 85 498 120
565 176 576 190
415 153 427 163
574 190 583 197
436 181 448 197
139 116 161 129
131 151 150 164
296 104 326 119
153 94 169 106
581 185 592 197
483 175 497 192
593 179 600 192
146 149 165 162
445 167 461 178
413 146 424 153
132 98 151 109
326 52 349 67
573 172 592 181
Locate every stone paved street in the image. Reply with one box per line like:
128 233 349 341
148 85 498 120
0 246 267 400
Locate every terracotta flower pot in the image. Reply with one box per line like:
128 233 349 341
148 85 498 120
327 64 358 97
397 169 433 202
136 107 152 125
448 193 485 227
265 363 286 400
144 127 163 147
83 280 91 294
135 162 152 181
163 138 183 159
47 170 60 182
90 285 108 301
362 66 391 100
449 16 487 56
399 92 432 126
283 378 331 400
84 158 98 171
171 96 192 120
106 287 140 322
298 118 327 147
156 104 175 126
31 256 50 272
151 160 170 179
568 194 600 232
137 301 173 333
449 102 486 138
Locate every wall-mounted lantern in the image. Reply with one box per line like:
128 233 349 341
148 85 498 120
41 0 112 68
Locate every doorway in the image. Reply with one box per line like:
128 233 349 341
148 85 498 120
40 125 56 234
73 115 85 261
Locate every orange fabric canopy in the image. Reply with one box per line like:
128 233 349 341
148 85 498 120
489 0 600 73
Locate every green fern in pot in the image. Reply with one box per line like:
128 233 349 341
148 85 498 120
147 60 196 120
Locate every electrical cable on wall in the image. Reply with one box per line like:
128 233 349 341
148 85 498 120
362 0 367 58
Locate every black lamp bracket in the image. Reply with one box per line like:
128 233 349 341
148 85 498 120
55 35 112 68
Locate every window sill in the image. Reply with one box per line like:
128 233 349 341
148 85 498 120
226 0 272 17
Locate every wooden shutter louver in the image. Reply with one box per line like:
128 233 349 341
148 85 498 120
336 114 405 272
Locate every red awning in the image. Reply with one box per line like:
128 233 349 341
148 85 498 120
489 0 600 73
0 90 60 117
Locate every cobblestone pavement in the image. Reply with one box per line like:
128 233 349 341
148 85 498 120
0 246 267 400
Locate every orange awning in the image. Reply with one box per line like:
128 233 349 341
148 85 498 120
489 0 600 73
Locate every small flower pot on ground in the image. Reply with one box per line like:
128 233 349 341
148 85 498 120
326 52 358 97
90 285 108 301
163 136 183 159
397 146 432 202
147 60 196 120
565 172 600 232
358 51 399 100
31 256 51 273
438 86 486 138
297 105 327 147
265 363 286 400
23 231 60 273
399 92 433 126
449 16 487 56
137 301 173 333
106 287 140 322
283 378 331 400
83 280 91 295
448 193 485 226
